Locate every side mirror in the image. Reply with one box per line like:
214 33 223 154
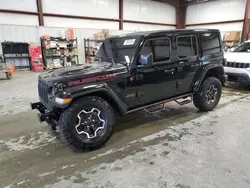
138 53 153 67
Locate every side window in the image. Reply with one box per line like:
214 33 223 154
153 39 171 62
234 42 250 52
141 41 153 56
201 33 221 55
177 36 198 59
141 38 171 63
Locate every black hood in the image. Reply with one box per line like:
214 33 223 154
39 62 127 85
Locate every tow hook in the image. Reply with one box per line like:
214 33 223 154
38 113 57 130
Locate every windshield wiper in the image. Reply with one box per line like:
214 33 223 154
95 56 115 67
95 57 130 71
115 60 130 71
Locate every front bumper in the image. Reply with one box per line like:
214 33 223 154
224 67 250 84
31 102 58 130
30 102 54 122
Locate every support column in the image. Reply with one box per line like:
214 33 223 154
37 0 44 26
119 0 123 30
176 0 186 29
241 0 250 42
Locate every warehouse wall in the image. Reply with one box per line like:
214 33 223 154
0 0 37 11
0 0 39 26
186 0 245 32
123 0 176 30
42 0 120 30
0 0 177 64
0 25 133 63
0 0 176 30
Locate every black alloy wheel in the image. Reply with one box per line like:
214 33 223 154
59 96 115 151
193 77 222 111
75 108 106 139
205 85 218 104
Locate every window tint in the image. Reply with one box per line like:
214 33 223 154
177 36 198 59
233 42 250 53
141 38 171 63
141 41 153 56
153 39 171 62
201 33 221 55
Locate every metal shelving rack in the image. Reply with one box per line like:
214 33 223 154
84 38 103 63
41 37 79 69
1 42 31 70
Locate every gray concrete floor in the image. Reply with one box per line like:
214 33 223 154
0 72 250 188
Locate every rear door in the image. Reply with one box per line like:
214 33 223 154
175 35 200 94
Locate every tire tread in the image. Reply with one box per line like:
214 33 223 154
59 96 114 151
193 77 222 111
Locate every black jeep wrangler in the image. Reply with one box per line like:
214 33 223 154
31 29 227 151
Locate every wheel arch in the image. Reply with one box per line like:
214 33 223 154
193 65 225 92
71 89 127 115
204 66 224 82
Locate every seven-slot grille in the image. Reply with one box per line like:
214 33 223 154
223 61 250 68
38 80 49 103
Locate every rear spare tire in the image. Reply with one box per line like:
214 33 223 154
193 77 222 111
59 96 115 151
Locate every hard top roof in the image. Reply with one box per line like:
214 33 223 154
116 29 220 38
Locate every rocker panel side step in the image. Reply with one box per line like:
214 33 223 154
126 93 192 114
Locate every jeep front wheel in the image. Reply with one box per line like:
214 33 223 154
59 96 115 151
193 77 222 111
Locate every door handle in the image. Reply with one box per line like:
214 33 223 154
164 68 175 73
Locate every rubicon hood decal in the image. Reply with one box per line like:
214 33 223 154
68 74 116 86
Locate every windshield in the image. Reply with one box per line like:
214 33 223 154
233 42 250 52
95 35 143 64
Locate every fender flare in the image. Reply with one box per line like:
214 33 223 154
193 65 225 92
71 88 128 115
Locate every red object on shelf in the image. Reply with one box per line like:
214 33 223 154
67 28 75 40
29 44 43 72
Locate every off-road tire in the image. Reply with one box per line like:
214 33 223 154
59 96 115 151
6 72 12 79
193 77 222 111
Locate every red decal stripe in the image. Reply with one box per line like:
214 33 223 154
68 74 116 87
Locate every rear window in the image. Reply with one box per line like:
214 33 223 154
201 32 221 55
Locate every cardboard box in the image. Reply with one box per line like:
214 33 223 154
94 33 105 40
47 63 54 69
102 29 112 39
224 32 240 41
225 42 235 47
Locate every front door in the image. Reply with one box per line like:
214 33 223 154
175 35 200 94
132 37 177 107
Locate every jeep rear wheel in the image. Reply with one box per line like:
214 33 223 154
59 96 115 151
193 77 222 111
